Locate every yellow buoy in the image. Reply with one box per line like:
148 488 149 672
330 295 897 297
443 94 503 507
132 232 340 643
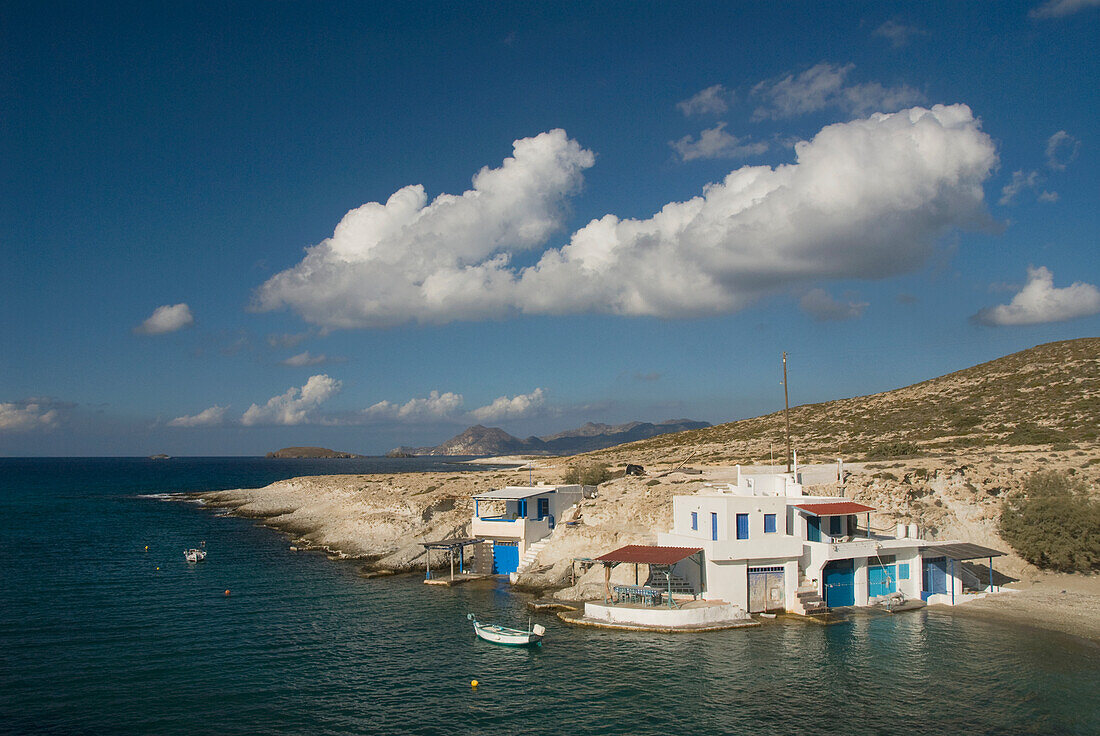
470 679 478 688
144 545 149 551
156 567 160 570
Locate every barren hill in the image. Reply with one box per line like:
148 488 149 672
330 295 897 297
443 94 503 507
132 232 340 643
585 338 1100 466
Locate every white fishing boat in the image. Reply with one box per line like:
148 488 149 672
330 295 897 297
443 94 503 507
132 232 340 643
184 545 207 562
467 613 544 646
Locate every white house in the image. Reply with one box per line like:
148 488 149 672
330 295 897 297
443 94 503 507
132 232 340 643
657 468 1004 613
471 483 588 575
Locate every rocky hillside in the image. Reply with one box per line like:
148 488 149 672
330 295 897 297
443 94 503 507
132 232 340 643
583 338 1100 467
391 419 710 456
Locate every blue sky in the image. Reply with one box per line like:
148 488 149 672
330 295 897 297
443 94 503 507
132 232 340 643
1 1 1098 456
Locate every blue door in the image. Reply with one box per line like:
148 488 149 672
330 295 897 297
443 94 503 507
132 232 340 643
922 557 948 596
736 513 749 540
807 516 821 542
823 559 855 607
492 542 519 575
868 563 897 597
517 499 527 518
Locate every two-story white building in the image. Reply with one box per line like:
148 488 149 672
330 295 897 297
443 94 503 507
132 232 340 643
657 469 986 613
471 483 587 575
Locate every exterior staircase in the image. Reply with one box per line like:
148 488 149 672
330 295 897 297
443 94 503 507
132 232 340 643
515 539 551 575
793 582 830 616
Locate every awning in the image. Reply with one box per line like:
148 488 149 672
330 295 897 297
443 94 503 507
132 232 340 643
794 501 876 516
421 537 482 549
920 542 1007 560
473 486 564 500
596 545 702 565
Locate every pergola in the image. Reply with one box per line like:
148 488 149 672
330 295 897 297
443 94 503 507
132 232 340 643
421 537 482 582
596 545 704 608
920 542 1007 604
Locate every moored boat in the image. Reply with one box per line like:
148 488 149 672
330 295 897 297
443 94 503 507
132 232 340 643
184 546 207 562
467 613 544 646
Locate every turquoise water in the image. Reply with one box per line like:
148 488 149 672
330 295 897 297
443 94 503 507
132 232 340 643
2 458 1098 735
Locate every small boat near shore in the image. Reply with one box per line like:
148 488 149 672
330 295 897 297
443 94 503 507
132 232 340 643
467 613 544 646
184 543 207 563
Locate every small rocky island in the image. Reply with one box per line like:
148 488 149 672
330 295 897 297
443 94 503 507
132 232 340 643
265 446 361 459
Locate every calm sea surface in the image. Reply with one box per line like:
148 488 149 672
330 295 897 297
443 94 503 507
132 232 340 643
1 457 1097 735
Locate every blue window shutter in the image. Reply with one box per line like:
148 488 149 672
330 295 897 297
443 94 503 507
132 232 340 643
691 512 698 530
711 512 718 541
764 514 776 534
899 563 910 580
736 513 749 540
807 516 821 542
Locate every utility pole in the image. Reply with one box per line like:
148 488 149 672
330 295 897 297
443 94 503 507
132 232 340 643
783 352 792 473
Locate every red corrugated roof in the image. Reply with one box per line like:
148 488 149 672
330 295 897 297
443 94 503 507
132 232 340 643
596 545 702 565
795 501 876 516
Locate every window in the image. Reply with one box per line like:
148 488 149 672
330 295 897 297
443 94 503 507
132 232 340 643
537 497 549 519
899 563 910 580
764 513 777 534
829 516 842 536
711 512 718 541
736 513 749 540
690 511 698 530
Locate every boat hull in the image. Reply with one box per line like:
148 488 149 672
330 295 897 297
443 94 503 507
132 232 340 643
473 626 542 646
468 615 544 646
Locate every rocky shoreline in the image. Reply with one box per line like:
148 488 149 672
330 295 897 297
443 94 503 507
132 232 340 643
192 448 1100 641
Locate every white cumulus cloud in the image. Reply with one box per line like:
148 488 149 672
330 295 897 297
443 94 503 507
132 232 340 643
0 400 59 431
676 84 732 115
255 105 995 326
241 375 342 426
973 266 1100 326
134 303 194 335
670 122 769 161
364 391 465 421
752 63 923 120
168 405 227 427
471 388 546 422
800 289 868 322
254 129 595 328
1030 0 1100 19
515 105 995 318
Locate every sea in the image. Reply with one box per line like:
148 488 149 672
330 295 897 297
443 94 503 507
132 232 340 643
1 457 1097 736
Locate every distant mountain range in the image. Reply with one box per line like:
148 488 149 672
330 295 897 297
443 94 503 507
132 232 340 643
389 419 711 457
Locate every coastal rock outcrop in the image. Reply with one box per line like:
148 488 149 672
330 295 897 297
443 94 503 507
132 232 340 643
265 447 361 459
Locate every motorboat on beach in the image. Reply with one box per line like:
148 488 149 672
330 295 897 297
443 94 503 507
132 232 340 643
466 613 544 646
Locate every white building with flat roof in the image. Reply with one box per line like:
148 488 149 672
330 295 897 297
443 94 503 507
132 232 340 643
657 467 1003 613
471 483 588 576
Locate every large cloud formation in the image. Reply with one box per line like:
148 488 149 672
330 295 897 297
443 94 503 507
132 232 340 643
255 129 595 327
973 266 1100 326
257 105 996 327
